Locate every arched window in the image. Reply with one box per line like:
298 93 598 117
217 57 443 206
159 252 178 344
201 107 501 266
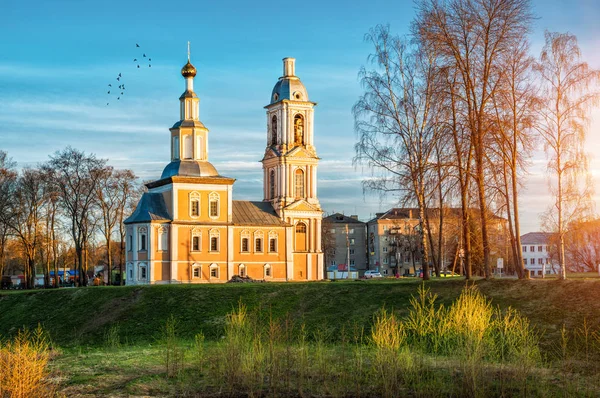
269 231 277 253
239 264 246 277
295 169 305 198
254 230 264 252
157 227 168 251
191 228 201 252
294 114 304 145
295 222 307 251
210 263 219 279
192 263 201 278
209 229 219 252
138 262 147 280
209 192 219 218
271 115 277 146
240 230 250 253
138 227 147 251
183 135 193 159
190 191 200 217
173 136 180 159
264 264 272 278
269 170 275 199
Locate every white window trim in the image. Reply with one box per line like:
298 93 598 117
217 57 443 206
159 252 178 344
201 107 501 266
138 263 147 281
264 264 272 278
191 228 202 252
240 230 250 253
209 229 220 252
209 192 220 219
268 231 278 253
209 263 219 279
157 227 168 252
192 263 202 279
239 264 246 277
254 231 264 253
189 191 201 218
138 227 148 252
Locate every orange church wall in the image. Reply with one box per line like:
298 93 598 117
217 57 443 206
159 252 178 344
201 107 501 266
153 261 166 282
176 189 229 223
230 227 287 264
293 253 308 280
176 226 228 263
177 262 190 281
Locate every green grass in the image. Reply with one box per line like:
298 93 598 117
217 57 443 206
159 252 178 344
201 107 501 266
3 278 600 397
2 278 600 349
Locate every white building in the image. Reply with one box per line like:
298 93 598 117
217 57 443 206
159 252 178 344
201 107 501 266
521 232 559 277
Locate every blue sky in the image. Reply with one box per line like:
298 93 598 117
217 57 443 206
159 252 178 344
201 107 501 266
1 0 599 232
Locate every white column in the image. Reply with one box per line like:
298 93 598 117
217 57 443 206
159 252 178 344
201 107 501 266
172 187 178 220
286 226 294 280
132 226 138 285
309 109 315 146
308 166 313 198
317 253 323 280
308 219 314 251
314 166 318 198
264 168 268 199
316 219 322 252
147 223 153 284
170 225 178 282
307 254 312 280
227 185 233 223
281 106 287 146
227 226 234 279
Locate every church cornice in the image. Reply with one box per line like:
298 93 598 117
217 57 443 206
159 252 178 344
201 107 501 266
264 99 317 109
147 175 236 189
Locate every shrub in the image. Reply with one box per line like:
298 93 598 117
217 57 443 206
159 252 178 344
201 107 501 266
0 325 54 398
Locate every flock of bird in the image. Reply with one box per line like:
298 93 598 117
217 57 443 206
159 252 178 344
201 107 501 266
106 43 152 106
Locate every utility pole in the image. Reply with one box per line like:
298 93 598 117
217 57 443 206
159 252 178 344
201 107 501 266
346 224 350 279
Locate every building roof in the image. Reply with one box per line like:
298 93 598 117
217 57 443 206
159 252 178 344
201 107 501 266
323 213 364 224
232 201 289 226
161 160 221 179
520 232 553 244
269 58 310 105
124 193 171 224
368 207 507 224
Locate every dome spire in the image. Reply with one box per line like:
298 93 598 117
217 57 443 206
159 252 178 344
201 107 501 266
181 41 197 80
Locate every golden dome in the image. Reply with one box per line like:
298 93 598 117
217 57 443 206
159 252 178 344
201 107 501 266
181 61 197 78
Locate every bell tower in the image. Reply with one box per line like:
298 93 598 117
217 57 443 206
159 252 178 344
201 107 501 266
262 58 323 280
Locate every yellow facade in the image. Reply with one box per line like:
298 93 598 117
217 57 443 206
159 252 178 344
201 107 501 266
124 56 323 284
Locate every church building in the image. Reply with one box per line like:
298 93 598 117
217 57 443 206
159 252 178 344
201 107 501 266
124 56 324 283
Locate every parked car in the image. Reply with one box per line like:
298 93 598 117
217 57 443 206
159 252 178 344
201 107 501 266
364 270 383 279
439 270 460 278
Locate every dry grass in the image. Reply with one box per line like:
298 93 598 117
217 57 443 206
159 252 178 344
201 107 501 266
0 325 55 398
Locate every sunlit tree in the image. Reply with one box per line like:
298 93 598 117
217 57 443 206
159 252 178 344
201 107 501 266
534 31 600 279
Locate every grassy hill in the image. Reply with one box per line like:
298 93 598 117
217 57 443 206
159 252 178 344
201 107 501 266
1 278 600 348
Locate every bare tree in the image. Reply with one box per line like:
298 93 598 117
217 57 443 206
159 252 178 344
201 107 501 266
534 31 600 279
414 0 534 279
2 168 46 289
353 25 440 280
0 151 17 279
115 170 138 285
44 147 106 287
490 40 538 278
564 218 600 273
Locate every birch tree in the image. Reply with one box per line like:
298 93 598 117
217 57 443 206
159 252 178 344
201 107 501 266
353 25 440 280
414 0 533 278
534 31 600 279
